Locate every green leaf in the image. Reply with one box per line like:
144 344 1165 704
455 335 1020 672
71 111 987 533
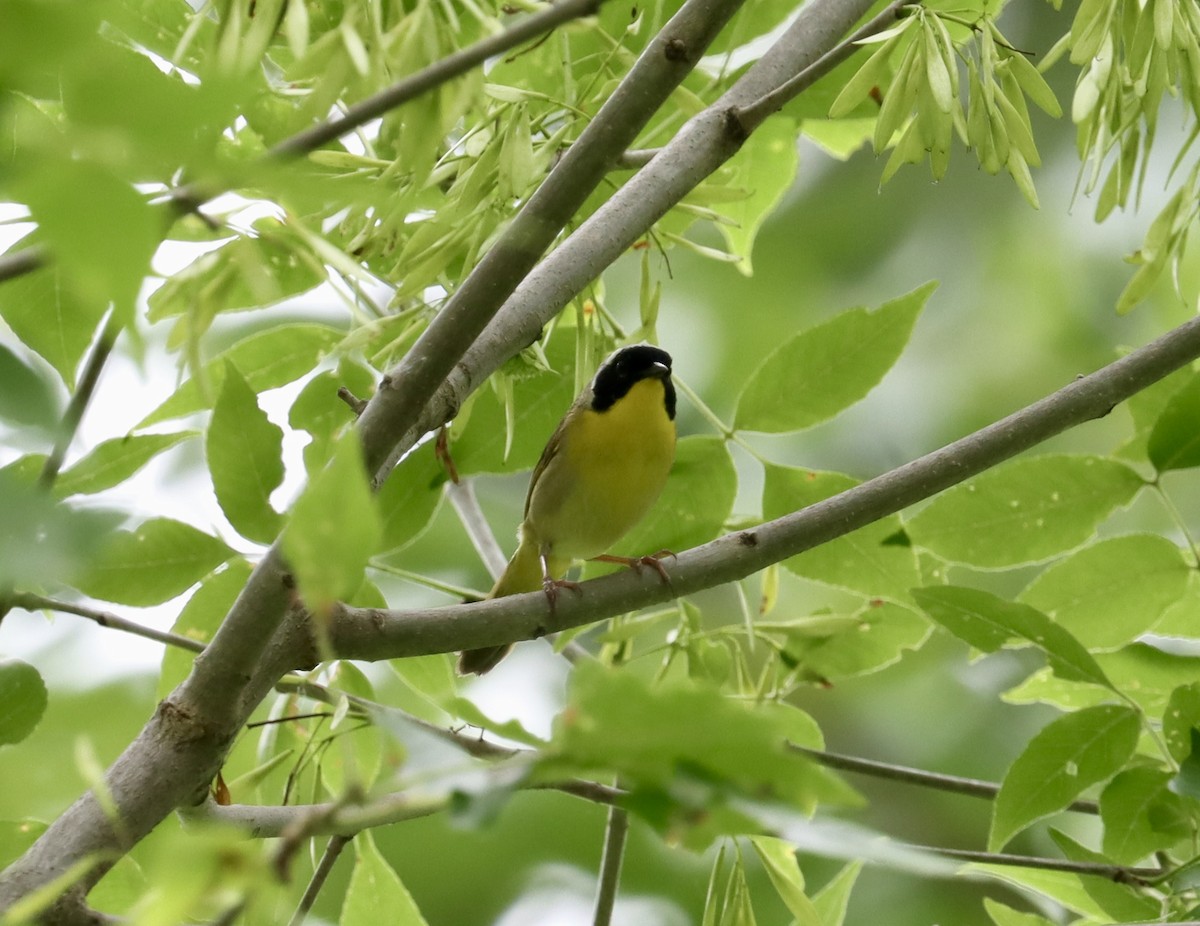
989 704 1139 851
1162 682 1200 762
1048 829 1162 922
912 586 1111 688
604 436 736 564
376 442 446 554
451 336 580 475
779 601 930 681
56 432 196 497
1148 370 1200 471
75 518 233 606
1017 534 1190 649
0 344 59 431
711 116 799 275
206 363 285 544
158 561 254 700
749 837 821 926
812 862 863 926
0 258 107 385
1008 645 1200 715
147 227 325 322
138 323 344 428
762 465 919 602
983 898 1055 926
734 282 934 433
0 471 118 587
283 434 381 613
288 361 378 474
0 659 47 746
1100 766 1190 864
442 697 546 747
905 455 1144 568
14 158 159 318
342 831 430 926
544 663 853 816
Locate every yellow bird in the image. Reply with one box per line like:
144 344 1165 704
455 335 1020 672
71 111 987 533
458 344 677 675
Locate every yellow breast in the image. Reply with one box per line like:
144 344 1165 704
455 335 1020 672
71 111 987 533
524 377 675 562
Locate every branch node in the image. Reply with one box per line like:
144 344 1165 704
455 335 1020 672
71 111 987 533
663 37 690 62
337 386 369 417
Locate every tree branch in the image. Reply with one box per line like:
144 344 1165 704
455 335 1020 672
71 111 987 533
789 746 1100 814
286 835 349 926
915 844 1161 883
8 593 205 654
373 0 888 478
591 802 629 926
268 0 607 160
326 311 1200 660
731 0 911 131
0 0 613 281
196 776 623 838
360 0 750 482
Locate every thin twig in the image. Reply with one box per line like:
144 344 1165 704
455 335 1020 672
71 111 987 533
591 800 629 926
199 775 623 838
1 0 612 285
915 844 1161 883
10 592 205 654
268 0 606 160
732 0 911 130
328 310 1200 662
614 149 659 169
790 745 1099 814
446 479 508 580
287 835 350 926
38 312 124 489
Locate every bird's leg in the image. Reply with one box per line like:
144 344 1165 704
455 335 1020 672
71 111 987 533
540 552 581 611
591 550 676 585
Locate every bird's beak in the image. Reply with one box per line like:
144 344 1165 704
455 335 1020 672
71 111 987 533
651 361 670 378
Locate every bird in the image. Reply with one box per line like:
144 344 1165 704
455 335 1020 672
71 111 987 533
457 343 677 675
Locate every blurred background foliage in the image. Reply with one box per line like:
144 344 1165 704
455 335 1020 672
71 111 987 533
3 0 1200 921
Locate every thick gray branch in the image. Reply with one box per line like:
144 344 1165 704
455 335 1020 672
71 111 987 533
0 0 749 910
328 312 1200 660
359 0 750 479
375 0 885 476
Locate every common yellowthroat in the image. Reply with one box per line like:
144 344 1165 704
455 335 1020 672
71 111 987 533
457 344 677 675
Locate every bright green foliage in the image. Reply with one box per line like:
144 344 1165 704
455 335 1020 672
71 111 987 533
734 282 932 433
905 455 1144 568
750 837 821 926
913 586 1112 688
1148 369 1200 471
75 517 233 606
763 466 920 602
282 434 381 614
342 831 429 926
1016 533 1190 649
0 344 59 433
56 432 196 498
984 898 1056 926
138 323 344 428
542 663 852 829
206 363 285 544
5 0 1200 922
1100 766 1190 864
0 660 47 746
989 704 1139 850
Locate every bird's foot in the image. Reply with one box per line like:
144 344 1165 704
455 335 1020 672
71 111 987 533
591 550 676 585
542 576 583 612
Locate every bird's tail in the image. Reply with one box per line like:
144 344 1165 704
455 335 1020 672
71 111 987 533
457 536 546 675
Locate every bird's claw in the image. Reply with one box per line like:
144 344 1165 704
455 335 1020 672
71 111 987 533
542 576 582 612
